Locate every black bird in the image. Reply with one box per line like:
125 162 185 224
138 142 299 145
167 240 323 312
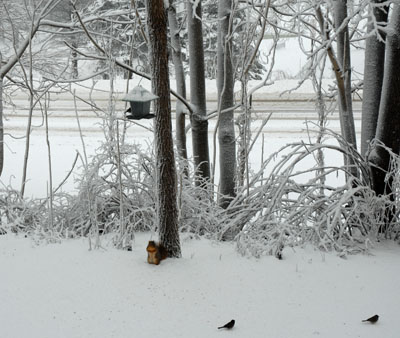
218 319 235 329
362 314 379 323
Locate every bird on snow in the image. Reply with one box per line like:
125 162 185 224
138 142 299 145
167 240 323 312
362 314 379 323
218 319 235 329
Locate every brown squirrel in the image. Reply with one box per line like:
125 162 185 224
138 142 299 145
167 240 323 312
146 240 168 265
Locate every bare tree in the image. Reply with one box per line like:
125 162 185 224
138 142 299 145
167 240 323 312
369 3 400 200
217 0 236 207
167 0 188 176
0 0 63 177
315 4 358 180
187 0 210 185
145 0 181 257
333 0 357 151
361 1 389 157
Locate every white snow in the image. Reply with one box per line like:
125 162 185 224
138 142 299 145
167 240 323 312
0 233 399 338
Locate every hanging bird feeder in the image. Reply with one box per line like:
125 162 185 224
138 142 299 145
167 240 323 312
122 85 158 120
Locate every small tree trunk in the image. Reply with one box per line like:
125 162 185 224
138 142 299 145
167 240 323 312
236 83 251 189
167 1 188 176
333 0 358 179
369 3 400 199
0 0 52 179
217 0 236 207
71 40 79 79
361 1 389 157
145 0 181 257
187 0 210 184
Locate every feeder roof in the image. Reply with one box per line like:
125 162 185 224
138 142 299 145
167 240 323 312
121 85 159 102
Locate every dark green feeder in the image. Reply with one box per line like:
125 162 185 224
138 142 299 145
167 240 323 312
122 85 158 120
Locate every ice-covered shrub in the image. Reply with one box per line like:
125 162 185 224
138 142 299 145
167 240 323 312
1 131 399 256
233 137 400 257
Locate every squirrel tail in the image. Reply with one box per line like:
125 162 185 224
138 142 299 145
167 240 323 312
158 243 168 261
147 241 168 265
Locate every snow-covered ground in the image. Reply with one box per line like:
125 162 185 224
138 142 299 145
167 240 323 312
0 233 399 338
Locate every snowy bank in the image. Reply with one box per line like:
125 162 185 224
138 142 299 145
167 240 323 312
0 233 399 338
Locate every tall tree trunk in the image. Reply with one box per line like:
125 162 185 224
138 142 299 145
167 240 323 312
145 0 181 258
361 1 389 157
332 0 358 179
217 0 236 207
167 0 188 176
187 0 210 184
369 3 400 199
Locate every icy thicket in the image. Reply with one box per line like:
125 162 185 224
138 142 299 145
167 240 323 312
1 128 399 257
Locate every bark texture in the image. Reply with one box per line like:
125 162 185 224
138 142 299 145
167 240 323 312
369 3 400 197
187 0 210 184
167 1 188 175
361 1 389 157
333 0 358 179
71 40 79 79
217 0 236 208
145 0 181 257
